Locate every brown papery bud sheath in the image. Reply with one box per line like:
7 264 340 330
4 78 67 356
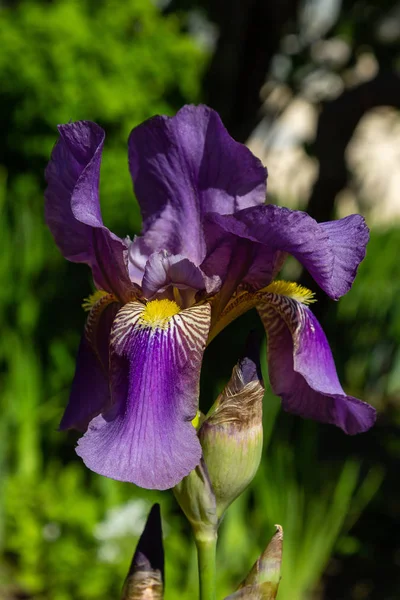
224 525 283 599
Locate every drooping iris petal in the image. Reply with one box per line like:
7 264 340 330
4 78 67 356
203 205 368 299
142 250 207 302
258 295 376 434
60 334 109 433
76 301 212 490
60 300 119 431
45 121 132 300
128 105 267 267
318 216 369 298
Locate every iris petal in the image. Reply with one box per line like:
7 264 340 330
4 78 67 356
142 251 207 302
45 121 132 300
203 205 369 299
258 294 376 434
319 215 369 298
76 301 211 489
128 105 267 267
60 301 119 431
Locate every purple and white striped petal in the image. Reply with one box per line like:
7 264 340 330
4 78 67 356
128 105 267 267
45 121 133 300
203 205 369 299
258 294 376 434
76 301 211 490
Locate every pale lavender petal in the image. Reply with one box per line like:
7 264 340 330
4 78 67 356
127 236 152 285
60 302 119 431
76 301 212 490
128 105 267 266
142 251 207 301
258 297 376 434
45 121 132 301
203 206 369 299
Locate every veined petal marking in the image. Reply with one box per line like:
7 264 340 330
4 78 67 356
258 296 307 353
208 280 314 345
111 301 212 369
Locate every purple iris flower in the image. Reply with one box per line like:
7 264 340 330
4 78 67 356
45 105 376 490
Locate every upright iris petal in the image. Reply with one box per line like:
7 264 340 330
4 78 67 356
128 104 267 268
45 121 133 300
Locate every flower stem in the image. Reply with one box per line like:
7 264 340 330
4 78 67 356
195 534 217 600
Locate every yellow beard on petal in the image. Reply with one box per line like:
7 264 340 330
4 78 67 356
140 298 181 329
207 280 315 345
263 280 316 305
82 289 114 311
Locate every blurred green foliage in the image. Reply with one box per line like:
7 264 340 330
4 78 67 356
337 228 400 407
0 0 205 234
0 0 396 599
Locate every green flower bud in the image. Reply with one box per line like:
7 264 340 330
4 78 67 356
225 525 283 599
121 504 164 600
199 339 264 520
173 457 218 539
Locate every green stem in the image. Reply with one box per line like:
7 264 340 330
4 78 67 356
195 534 217 600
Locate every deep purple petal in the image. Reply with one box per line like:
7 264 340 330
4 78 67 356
258 297 376 434
319 215 369 298
59 334 109 432
45 121 132 301
142 251 207 301
201 213 283 290
128 105 267 266
60 302 119 431
203 206 369 299
76 301 211 490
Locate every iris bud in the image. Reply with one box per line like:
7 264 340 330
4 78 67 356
199 335 264 520
224 525 283 599
173 457 218 539
121 504 164 600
